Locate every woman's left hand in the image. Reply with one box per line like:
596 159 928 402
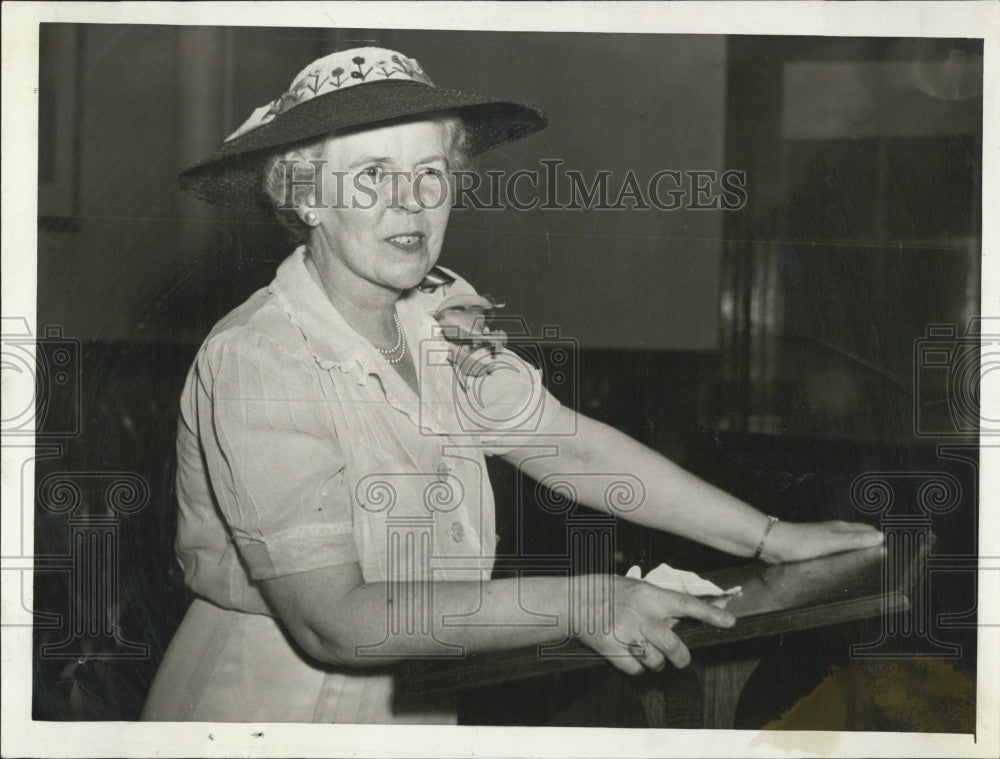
761 520 884 564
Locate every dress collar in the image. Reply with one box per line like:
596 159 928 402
269 247 460 407
269 246 373 379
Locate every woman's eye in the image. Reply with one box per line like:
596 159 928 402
361 166 384 182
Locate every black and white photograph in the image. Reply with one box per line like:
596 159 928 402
2 2 998 757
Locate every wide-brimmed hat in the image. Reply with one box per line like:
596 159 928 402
179 47 547 212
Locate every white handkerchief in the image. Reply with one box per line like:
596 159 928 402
627 563 742 608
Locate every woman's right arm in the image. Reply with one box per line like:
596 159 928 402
199 331 733 674
260 564 735 675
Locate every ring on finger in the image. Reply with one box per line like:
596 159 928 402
626 640 648 661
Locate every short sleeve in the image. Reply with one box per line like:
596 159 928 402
456 347 567 456
195 329 359 580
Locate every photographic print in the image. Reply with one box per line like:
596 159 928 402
2 2 997 757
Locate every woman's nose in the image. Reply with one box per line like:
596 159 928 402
391 172 422 213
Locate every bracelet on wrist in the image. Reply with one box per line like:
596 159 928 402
753 515 779 561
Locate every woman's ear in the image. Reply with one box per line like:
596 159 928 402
297 203 320 227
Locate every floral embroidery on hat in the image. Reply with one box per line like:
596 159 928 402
350 56 371 81
225 47 435 143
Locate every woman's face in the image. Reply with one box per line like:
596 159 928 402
309 119 453 295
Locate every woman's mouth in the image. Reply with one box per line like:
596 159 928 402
384 232 426 253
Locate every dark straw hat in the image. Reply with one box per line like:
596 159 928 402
179 47 547 212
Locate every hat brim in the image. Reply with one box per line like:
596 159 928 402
178 79 546 212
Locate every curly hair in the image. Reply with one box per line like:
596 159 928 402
262 117 470 244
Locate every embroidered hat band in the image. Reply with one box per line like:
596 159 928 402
225 48 435 142
178 46 547 212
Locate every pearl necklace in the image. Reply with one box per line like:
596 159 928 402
376 311 407 365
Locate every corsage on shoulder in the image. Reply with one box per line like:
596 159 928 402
433 293 507 379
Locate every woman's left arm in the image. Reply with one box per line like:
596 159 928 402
505 407 883 563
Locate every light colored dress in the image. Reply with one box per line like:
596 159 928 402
141 247 562 723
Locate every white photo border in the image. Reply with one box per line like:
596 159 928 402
2 2 998 757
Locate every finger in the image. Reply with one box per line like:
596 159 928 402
606 650 645 676
649 588 736 629
630 639 667 672
579 635 646 676
709 594 737 610
852 529 885 548
830 520 882 534
636 625 671 671
642 646 667 672
645 626 691 669
828 525 885 549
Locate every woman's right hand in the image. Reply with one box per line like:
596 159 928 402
574 575 737 675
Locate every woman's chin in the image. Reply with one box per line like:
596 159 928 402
390 265 435 292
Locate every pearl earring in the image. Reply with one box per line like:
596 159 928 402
305 211 319 226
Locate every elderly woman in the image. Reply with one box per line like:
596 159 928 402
141 47 883 723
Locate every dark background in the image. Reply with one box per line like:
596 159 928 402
31 26 982 726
